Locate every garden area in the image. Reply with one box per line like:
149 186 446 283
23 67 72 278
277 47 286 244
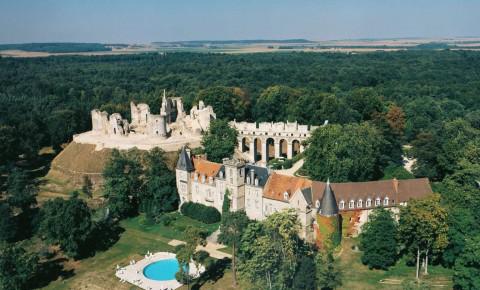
41 213 222 290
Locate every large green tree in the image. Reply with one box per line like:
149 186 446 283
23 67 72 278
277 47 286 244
0 202 16 242
453 235 480 290
303 122 384 182
175 226 207 290
398 194 448 279
196 86 250 120
238 209 303 289
140 147 179 219
218 210 250 287
40 194 93 258
201 119 237 163
359 208 398 269
315 251 343 290
6 168 37 213
0 243 38 290
103 149 143 219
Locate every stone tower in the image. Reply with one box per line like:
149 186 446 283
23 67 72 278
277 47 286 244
176 146 194 207
317 179 341 248
222 158 246 211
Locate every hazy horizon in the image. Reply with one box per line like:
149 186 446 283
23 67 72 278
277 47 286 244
1 0 479 44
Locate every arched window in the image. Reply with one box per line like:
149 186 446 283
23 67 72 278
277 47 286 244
246 176 251 184
384 197 389 206
357 199 363 208
375 198 381 206
349 200 355 209
339 200 345 210
366 198 372 207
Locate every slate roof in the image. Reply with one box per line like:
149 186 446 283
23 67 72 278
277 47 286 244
245 164 270 187
176 146 194 171
301 187 313 205
318 180 339 216
311 178 433 211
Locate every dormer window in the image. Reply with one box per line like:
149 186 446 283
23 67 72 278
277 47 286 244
283 192 289 201
349 200 355 209
375 198 381 206
219 171 224 178
384 197 389 206
357 199 363 208
246 176 251 184
254 178 259 186
315 200 320 208
339 200 345 209
209 176 213 184
202 175 206 184
366 198 372 207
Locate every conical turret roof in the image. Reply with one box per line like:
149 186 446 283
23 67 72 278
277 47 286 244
319 179 339 216
176 146 194 171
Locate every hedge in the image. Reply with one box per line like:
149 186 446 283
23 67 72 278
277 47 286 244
180 202 221 224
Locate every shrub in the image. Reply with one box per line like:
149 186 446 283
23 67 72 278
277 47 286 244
158 212 177 226
180 202 221 224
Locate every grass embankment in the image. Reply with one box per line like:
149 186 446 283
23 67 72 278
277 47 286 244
41 214 220 290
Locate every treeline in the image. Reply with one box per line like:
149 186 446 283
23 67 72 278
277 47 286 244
0 42 111 53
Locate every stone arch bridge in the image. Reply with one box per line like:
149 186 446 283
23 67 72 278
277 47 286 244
230 121 320 164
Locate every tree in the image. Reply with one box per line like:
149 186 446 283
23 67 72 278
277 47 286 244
0 243 38 290
6 168 37 213
0 125 19 164
40 195 93 258
453 235 480 290
0 202 16 242
82 175 93 198
218 211 250 287
411 132 442 180
175 226 207 290
303 123 383 182
292 255 317 290
46 109 80 150
222 189 231 214
196 86 250 120
201 119 237 163
253 85 299 122
103 149 143 219
316 251 343 290
140 147 179 219
359 208 398 269
398 194 448 279
238 209 303 289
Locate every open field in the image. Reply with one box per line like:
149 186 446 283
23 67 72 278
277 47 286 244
2 37 480 57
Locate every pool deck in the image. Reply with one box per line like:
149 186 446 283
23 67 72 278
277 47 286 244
115 252 204 290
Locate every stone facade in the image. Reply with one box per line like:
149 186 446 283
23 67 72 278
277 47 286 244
75 94 216 152
176 145 433 241
231 120 322 164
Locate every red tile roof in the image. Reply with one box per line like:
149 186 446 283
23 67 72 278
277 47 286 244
263 173 311 202
192 158 222 178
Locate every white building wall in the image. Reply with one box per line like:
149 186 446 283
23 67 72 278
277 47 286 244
245 185 264 220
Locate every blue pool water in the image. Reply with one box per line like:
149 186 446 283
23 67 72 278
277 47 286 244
143 258 181 281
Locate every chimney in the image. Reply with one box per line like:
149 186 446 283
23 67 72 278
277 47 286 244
393 178 399 193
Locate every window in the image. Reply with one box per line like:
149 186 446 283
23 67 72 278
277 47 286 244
315 200 320 208
246 176 251 184
339 200 345 209
375 198 381 206
349 200 355 209
284 192 289 201
366 199 372 207
357 199 363 208
384 197 389 206
219 171 224 178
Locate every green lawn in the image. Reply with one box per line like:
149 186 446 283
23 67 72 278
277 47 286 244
41 213 219 290
339 238 453 290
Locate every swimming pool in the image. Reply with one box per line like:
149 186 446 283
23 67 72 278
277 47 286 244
143 258 181 281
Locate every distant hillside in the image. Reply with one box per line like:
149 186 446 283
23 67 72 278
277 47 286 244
0 42 112 53
153 39 314 47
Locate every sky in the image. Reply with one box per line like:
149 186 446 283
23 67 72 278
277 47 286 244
0 0 479 44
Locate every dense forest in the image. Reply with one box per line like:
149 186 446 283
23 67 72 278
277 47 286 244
1 51 480 289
